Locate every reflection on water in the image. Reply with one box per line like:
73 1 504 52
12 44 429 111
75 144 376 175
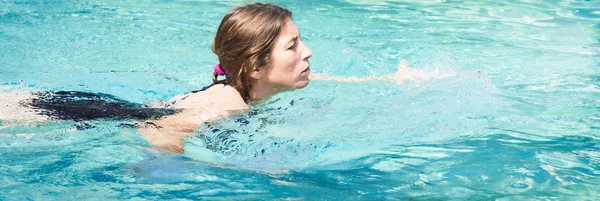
1 0 599 199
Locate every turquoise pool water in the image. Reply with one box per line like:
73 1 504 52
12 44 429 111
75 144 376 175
1 0 599 200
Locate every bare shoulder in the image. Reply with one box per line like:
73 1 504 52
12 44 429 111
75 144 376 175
172 85 248 111
138 85 248 153
154 85 248 128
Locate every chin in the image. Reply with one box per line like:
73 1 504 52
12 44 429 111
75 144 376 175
295 79 310 89
278 79 310 92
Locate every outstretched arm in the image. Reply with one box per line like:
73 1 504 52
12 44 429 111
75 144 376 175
309 60 424 83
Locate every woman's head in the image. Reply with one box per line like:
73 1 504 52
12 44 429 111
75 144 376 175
212 3 312 102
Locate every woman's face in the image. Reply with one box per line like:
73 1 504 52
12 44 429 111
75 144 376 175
263 19 313 91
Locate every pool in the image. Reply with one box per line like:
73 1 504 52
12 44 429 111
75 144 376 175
1 0 599 199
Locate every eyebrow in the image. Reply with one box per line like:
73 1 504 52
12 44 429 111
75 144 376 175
286 35 298 45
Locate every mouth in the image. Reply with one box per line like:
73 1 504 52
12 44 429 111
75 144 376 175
302 66 310 73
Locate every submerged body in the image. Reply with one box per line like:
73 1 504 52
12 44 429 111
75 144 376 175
0 91 50 122
0 84 248 153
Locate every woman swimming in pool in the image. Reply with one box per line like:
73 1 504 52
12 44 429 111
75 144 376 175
0 3 420 153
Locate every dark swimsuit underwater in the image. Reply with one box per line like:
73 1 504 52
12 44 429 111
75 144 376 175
26 87 208 121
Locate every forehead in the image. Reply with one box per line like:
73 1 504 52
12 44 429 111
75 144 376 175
278 19 298 39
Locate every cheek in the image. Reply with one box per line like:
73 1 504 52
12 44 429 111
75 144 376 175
273 54 298 73
285 53 301 70
268 51 302 83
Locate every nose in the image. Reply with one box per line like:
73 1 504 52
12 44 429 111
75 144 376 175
301 41 312 61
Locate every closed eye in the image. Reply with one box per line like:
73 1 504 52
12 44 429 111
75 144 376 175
287 42 297 50
286 35 299 51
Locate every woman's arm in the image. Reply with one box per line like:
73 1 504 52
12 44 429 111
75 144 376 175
309 73 386 82
138 88 249 153
309 60 424 83
138 110 207 153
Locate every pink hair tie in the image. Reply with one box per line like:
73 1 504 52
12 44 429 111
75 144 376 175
214 64 225 76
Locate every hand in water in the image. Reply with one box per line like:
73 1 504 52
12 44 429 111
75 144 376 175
393 60 426 83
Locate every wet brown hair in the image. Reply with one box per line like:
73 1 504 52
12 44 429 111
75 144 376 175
211 3 292 102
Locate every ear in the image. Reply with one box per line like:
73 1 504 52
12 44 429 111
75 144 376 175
249 67 263 80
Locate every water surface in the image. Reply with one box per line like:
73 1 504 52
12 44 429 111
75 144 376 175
1 0 599 200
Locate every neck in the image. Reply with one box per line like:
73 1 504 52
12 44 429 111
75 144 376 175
248 81 286 104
